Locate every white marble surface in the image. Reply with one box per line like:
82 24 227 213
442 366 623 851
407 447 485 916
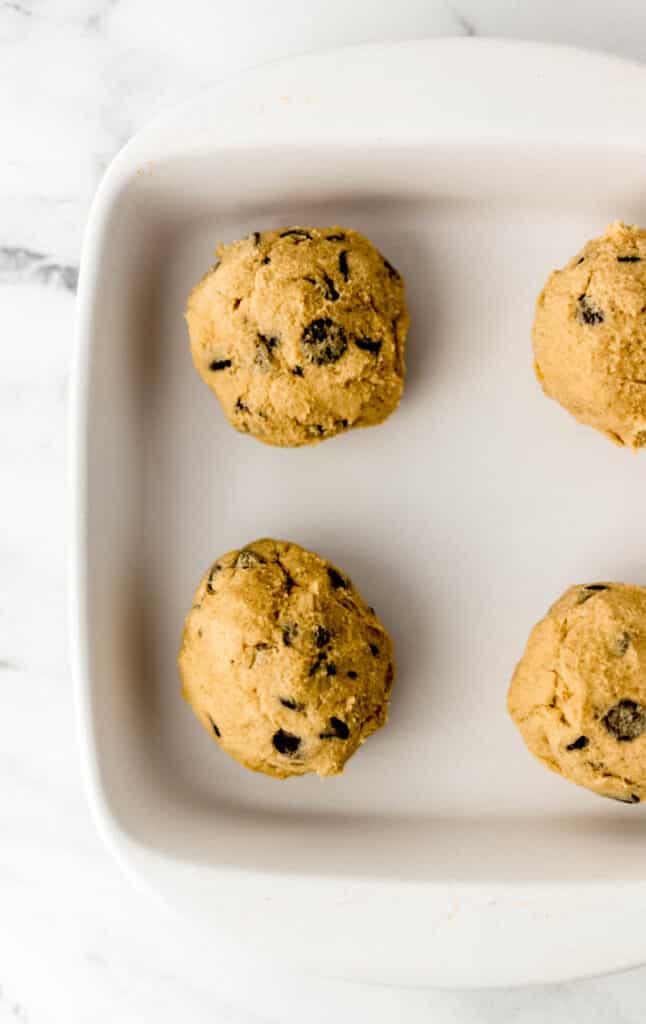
4 2 646 1020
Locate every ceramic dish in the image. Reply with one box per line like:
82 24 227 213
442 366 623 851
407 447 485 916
71 38 646 986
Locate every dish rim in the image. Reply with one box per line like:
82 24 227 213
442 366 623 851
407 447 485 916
70 36 646 987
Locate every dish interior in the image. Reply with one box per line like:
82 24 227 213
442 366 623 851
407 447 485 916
85 142 646 883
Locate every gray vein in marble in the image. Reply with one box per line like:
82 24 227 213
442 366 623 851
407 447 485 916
2 1 32 15
0 985 29 1024
447 3 476 36
85 0 120 33
0 246 78 291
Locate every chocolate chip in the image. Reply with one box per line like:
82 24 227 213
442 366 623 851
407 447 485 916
279 229 311 241
614 794 641 803
617 255 641 262
262 255 270 265
326 662 337 676
233 297 242 310
252 231 261 245
327 568 347 589
272 729 301 755
254 347 270 370
354 337 382 355
309 652 327 676
280 697 304 711
255 642 269 651
302 318 347 365
321 272 339 301
258 332 279 349
339 418 348 428
282 623 298 646
313 625 331 648
603 700 646 741
577 295 604 325
209 358 232 371
255 333 278 370
235 549 265 569
338 250 349 281
566 735 589 751
206 563 221 594
369 643 380 657
326 233 346 241
577 584 609 604
320 717 350 740
576 256 585 265
275 554 295 593
612 632 631 657
330 717 349 738
347 670 358 679
235 397 249 413
383 258 399 279
208 716 221 738
292 365 304 376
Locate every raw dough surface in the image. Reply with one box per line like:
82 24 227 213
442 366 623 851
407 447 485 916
533 221 646 448
185 227 408 446
179 539 395 778
508 582 646 803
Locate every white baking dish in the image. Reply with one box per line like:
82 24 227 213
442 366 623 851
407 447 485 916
71 39 646 987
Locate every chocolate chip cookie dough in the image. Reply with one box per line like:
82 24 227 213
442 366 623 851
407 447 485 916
533 221 646 448
185 227 409 446
508 583 646 803
178 539 395 778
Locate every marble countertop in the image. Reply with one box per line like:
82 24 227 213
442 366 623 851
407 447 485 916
4 2 646 1020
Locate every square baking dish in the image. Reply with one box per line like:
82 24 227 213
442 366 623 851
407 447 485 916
71 39 646 986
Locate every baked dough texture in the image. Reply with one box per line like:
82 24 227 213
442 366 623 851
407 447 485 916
533 221 646 448
508 583 646 803
185 227 408 446
178 539 395 778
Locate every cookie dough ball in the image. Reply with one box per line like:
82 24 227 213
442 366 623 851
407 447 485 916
185 227 408 446
508 583 646 803
178 539 395 778
533 222 646 448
